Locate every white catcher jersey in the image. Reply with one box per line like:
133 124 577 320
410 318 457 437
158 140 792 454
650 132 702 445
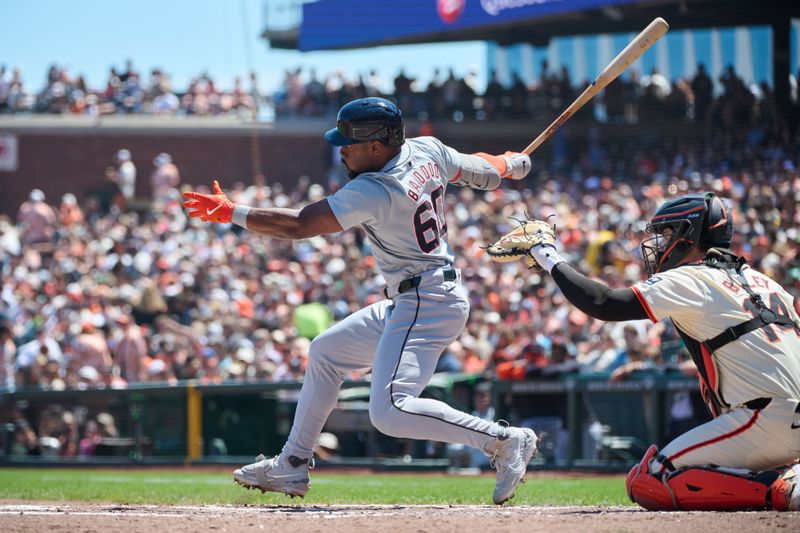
327 137 462 288
633 264 800 408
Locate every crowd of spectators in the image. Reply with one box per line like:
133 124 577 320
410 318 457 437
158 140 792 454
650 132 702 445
1 176 340 393
222 60 800 133
2 128 798 395
2 60 798 132
0 61 263 118
7 402 120 458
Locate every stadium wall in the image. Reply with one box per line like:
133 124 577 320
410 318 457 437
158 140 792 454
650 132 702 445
0 376 705 468
0 118 334 216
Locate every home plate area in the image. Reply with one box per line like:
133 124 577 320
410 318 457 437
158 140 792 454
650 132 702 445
0 503 796 533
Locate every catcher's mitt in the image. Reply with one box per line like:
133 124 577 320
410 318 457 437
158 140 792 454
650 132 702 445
485 218 556 270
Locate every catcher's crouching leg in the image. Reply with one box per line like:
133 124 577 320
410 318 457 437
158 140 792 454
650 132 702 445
627 445 788 511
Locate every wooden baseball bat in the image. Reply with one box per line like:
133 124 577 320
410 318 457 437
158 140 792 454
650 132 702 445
522 17 669 155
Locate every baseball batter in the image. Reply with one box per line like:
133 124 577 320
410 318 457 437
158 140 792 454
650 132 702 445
183 97 537 504
522 192 800 511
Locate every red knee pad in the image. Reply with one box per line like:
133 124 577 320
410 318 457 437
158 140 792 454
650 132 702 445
627 445 772 511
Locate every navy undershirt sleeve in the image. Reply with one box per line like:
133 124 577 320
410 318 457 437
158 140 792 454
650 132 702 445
550 263 648 321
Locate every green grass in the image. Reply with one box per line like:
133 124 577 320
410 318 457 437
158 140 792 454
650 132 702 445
0 468 631 506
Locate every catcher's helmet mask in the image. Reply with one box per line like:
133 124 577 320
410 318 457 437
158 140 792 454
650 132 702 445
325 97 405 148
641 192 733 277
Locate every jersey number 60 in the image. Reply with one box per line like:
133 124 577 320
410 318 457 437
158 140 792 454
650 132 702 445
413 186 448 253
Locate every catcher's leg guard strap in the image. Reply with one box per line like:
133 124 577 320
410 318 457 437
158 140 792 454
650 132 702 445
627 445 774 511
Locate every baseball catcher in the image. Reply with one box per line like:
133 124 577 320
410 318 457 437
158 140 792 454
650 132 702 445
488 192 800 511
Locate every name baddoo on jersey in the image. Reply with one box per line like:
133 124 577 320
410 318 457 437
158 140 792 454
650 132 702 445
405 162 441 202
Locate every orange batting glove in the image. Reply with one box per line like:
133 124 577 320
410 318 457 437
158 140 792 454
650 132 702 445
183 180 235 223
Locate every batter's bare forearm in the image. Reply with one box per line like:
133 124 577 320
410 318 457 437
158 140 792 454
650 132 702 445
243 207 306 239
242 199 343 239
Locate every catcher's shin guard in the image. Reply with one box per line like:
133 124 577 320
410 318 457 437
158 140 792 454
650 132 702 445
627 445 775 511
626 445 676 510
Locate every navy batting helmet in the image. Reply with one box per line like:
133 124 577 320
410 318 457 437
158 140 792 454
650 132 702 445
325 97 405 147
641 192 733 277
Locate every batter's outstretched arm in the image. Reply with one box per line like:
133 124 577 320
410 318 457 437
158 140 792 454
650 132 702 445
182 180 342 239
550 263 648 322
241 199 342 239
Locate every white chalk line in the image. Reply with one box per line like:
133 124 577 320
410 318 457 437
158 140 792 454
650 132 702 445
0 503 628 519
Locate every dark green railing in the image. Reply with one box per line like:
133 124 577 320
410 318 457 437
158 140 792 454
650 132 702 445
0 373 705 470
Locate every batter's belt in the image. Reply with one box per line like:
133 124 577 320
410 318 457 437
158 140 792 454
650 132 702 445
384 267 458 299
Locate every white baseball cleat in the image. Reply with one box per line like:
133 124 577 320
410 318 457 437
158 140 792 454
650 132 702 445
487 423 538 505
233 453 314 498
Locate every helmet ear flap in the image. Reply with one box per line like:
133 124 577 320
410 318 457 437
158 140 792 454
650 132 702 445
700 192 716 238
699 193 733 248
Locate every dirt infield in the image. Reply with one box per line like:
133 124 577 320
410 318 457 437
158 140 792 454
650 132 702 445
0 502 796 533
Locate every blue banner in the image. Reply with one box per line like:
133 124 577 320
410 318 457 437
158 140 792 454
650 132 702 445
488 25 777 92
299 0 647 51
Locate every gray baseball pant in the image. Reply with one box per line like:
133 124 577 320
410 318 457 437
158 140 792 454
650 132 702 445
283 269 503 459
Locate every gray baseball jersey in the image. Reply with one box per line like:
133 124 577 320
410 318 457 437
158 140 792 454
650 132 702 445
327 136 461 288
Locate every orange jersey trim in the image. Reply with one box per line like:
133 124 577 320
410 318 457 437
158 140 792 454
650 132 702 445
700 343 717 391
631 285 658 323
